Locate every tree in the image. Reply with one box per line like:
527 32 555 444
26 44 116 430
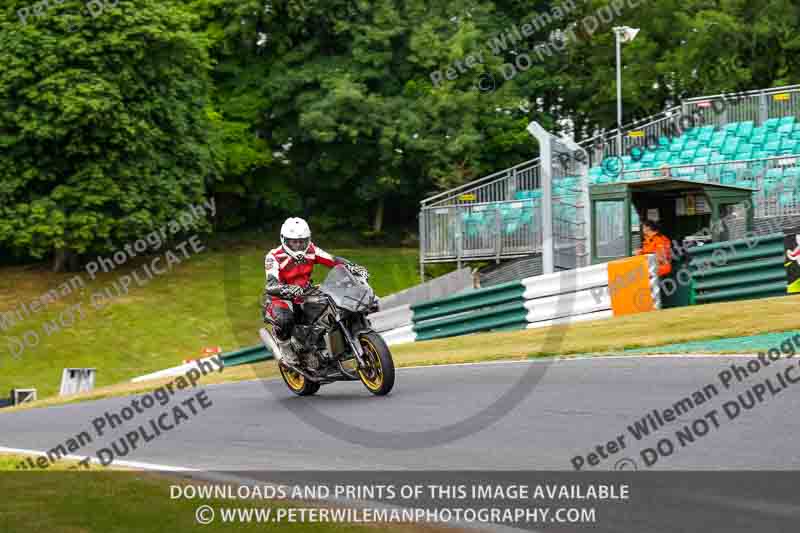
0 0 215 269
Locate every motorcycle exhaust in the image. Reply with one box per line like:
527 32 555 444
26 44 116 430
259 327 284 362
259 328 320 382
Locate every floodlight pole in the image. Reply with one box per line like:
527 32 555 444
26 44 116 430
613 27 639 158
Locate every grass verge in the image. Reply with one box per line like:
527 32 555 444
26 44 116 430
0 455 447 533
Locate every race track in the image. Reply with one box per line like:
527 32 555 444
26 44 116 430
3 355 800 471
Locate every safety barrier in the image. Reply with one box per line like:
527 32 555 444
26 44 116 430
411 281 528 341
220 344 273 368
689 233 788 304
411 255 661 342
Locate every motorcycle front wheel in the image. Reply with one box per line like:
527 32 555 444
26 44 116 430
357 332 395 396
279 362 320 396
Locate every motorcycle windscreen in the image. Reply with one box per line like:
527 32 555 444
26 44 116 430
320 265 374 313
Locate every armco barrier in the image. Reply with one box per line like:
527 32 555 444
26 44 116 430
221 344 272 367
411 256 661 342
381 324 417 345
411 281 528 341
370 304 413 333
689 233 788 304
412 281 527 322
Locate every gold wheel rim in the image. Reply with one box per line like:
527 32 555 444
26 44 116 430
282 364 306 390
358 338 384 391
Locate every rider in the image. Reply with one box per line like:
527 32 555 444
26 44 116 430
263 217 369 365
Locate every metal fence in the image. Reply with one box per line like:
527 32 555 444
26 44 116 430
419 199 544 265
683 85 800 129
422 158 541 208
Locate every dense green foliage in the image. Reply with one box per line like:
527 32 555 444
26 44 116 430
1 0 798 268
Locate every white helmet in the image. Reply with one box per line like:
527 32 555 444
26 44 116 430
280 217 312 260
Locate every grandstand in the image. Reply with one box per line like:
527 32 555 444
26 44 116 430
419 84 800 279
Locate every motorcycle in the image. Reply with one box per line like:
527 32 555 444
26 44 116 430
260 264 395 396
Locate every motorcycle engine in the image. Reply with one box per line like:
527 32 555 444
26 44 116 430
302 351 321 371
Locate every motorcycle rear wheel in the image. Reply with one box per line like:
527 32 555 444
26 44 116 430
357 332 395 396
279 363 320 396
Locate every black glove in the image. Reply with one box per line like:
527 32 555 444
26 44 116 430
278 284 304 300
347 263 370 281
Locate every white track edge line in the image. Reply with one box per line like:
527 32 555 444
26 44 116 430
0 445 196 472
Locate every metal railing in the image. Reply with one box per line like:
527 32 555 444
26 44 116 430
420 199 544 264
682 85 800 129
421 158 541 208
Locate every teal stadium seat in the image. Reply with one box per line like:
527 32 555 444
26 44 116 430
764 118 781 130
641 151 656 165
669 139 685 153
680 150 697 164
696 146 712 158
697 128 714 143
765 140 781 153
721 137 740 156
780 138 798 155
737 121 754 138
750 128 767 146
709 132 727 150
463 212 485 237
